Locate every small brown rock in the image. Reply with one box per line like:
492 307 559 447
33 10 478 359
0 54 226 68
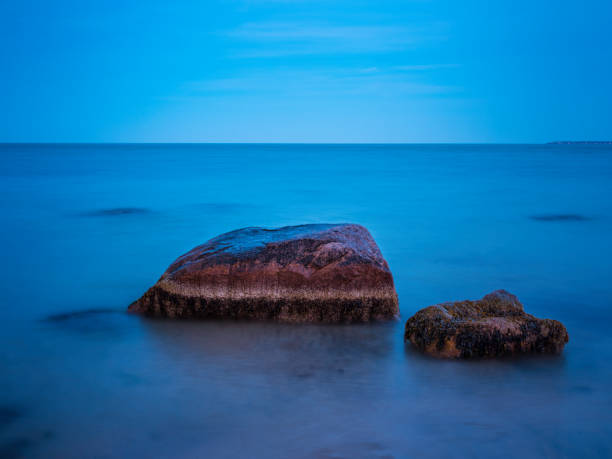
404 290 569 358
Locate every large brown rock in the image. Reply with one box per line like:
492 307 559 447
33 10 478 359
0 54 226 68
404 290 569 358
129 223 399 322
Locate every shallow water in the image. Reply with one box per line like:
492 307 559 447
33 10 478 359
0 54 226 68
1 143 611 458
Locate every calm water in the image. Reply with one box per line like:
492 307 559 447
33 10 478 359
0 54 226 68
1 144 611 458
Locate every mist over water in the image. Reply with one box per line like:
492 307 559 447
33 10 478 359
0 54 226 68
1 144 611 458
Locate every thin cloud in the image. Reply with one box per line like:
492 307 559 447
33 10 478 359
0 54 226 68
228 23 411 40
180 67 458 97
395 64 460 71
223 21 447 56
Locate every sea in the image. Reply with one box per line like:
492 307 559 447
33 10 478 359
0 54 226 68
0 143 611 458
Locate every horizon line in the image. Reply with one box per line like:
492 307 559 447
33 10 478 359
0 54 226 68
1 141 610 146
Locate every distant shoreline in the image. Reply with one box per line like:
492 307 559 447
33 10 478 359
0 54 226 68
547 141 612 145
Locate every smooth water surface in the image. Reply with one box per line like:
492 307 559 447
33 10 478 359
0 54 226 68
1 144 611 458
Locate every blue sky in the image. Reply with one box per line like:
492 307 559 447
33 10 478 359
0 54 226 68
1 0 611 142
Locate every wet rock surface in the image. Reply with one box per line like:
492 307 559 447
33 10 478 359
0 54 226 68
43 309 126 336
404 290 569 358
529 214 590 222
129 223 399 322
79 207 150 217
